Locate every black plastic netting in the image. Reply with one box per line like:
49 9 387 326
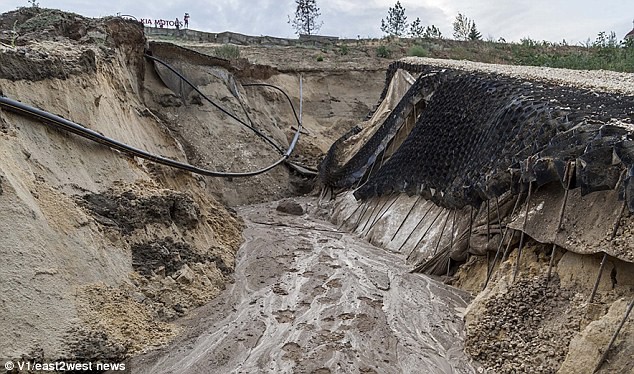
321 61 634 210
318 69 442 188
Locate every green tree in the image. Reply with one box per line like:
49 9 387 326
423 25 442 39
468 23 482 40
27 0 39 7
593 31 619 48
453 12 476 41
408 17 424 38
381 1 408 37
593 31 620 62
289 0 323 35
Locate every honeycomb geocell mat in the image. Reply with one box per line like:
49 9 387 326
321 61 634 211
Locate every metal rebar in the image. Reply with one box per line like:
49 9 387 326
447 258 451 277
390 196 422 242
588 201 627 303
371 193 401 229
352 201 371 231
547 161 574 281
546 234 563 281
589 253 609 304
484 199 494 282
367 138 390 183
447 209 458 276
467 205 474 252
486 199 491 241
502 191 524 262
338 202 363 230
512 181 533 283
399 203 436 253
450 209 457 255
354 152 380 190
593 298 634 373
407 208 445 255
501 230 514 259
433 209 451 256
484 196 508 289
360 197 382 233
366 193 394 228
380 138 396 170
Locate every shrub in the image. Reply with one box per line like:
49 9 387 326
338 45 349 55
316 55 324 61
213 44 240 60
376 45 392 58
408 45 428 57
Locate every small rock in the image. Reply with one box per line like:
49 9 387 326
173 303 185 313
132 292 146 303
162 276 176 286
175 264 196 284
276 200 304 215
154 266 166 278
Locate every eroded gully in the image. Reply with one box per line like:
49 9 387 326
132 197 478 374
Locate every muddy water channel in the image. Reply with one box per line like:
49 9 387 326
133 198 478 373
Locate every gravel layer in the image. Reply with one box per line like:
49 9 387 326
465 275 582 374
403 56 634 95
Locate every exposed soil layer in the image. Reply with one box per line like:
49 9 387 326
131 237 232 278
0 9 247 360
76 183 243 324
0 46 97 81
452 243 634 374
465 274 579 373
79 188 201 234
0 8 144 81
71 284 177 361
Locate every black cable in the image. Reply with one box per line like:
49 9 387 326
0 95 298 178
243 83 301 157
144 54 288 155
145 55 307 172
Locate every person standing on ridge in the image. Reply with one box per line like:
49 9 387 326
184 13 190 28
175 17 180 30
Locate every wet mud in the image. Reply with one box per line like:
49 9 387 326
132 198 478 373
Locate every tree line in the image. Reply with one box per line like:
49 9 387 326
288 0 633 72
290 0 632 49
289 0 481 41
379 1 481 41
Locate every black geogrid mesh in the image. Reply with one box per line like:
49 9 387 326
319 71 441 188
322 61 634 210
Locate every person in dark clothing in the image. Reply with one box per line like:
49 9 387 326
184 13 190 28
175 17 180 30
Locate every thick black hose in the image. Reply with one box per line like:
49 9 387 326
145 54 288 155
145 54 309 171
0 95 295 178
243 83 301 157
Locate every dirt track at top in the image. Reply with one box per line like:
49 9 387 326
132 198 478 373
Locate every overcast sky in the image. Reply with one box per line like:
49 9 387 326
1 0 633 44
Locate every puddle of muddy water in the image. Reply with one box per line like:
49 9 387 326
132 198 479 374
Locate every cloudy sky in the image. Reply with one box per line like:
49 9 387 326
1 0 633 44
